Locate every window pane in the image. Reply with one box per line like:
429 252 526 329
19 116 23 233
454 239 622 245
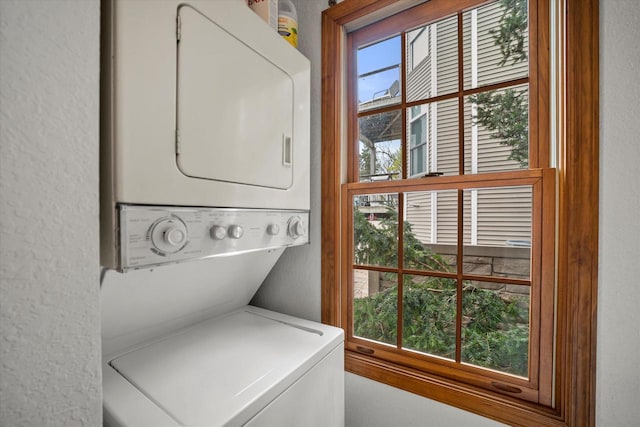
406 15 458 102
409 116 427 176
463 0 529 90
406 97 459 179
358 36 401 112
464 84 529 174
353 193 399 268
404 190 457 273
402 275 456 359
353 269 398 346
461 284 530 377
463 186 532 280
359 111 402 181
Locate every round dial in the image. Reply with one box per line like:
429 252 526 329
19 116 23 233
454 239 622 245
150 216 188 254
228 225 244 239
287 217 306 239
267 224 280 236
210 225 227 240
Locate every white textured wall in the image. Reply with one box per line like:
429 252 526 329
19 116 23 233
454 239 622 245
597 1 640 425
0 1 102 426
346 373 505 427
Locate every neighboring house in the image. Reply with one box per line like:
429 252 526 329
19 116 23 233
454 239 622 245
359 1 532 280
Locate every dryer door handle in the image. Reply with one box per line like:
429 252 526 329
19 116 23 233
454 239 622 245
283 134 292 166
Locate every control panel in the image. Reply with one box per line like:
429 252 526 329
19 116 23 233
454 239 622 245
118 205 309 270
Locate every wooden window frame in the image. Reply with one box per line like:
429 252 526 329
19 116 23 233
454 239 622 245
321 0 598 425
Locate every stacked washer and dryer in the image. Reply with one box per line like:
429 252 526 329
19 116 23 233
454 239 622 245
99 1 344 426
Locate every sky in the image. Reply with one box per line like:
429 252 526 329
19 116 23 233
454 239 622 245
356 35 401 103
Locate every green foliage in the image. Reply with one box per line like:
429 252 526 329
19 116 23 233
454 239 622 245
353 284 398 346
359 142 402 179
401 278 457 359
461 286 529 376
471 88 529 167
353 204 530 377
353 205 450 271
490 0 528 66
353 205 397 266
354 277 529 376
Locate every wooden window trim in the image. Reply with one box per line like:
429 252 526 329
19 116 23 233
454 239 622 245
321 0 598 426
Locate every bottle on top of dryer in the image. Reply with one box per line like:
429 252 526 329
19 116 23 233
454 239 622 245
277 0 298 48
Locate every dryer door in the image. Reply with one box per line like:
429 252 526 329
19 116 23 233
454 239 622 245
176 5 294 190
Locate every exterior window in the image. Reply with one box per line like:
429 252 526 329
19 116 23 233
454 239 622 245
347 0 553 404
322 0 599 424
409 27 429 70
409 107 427 176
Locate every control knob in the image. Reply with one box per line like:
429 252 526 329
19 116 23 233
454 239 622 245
150 217 188 254
287 217 306 239
210 225 227 240
228 225 244 239
267 224 280 236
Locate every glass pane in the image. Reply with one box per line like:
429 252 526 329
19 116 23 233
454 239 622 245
359 111 402 181
353 193 399 268
402 275 457 359
464 84 529 174
406 15 458 102
404 190 457 273
353 269 398 346
358 36 401 112
463 0 529 90
461 284 530 377
409 115 427 176
463 186 532 280
406 97 459 179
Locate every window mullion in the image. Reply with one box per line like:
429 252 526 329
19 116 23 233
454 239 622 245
397 30 407 351
457 12 465 176
401 30 408 180
455 12 465 364
455 189 464 363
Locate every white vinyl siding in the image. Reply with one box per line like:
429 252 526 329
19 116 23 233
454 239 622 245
463 2 529 89
464 186 532 246
405 0 531 248
405 192 433 242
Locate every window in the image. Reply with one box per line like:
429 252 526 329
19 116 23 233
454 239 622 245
322 0 599 425
409 27 429 70
347 0 553 405
409 106 427 176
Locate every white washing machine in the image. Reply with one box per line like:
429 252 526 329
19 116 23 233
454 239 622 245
101 208 344 427
102 306 343 427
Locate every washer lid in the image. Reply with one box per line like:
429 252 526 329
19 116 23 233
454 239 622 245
108 308 341 426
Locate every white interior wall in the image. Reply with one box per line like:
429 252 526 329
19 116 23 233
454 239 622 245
251 0 323 322
597 1 640 425
256 0 640 426
0 1 102 426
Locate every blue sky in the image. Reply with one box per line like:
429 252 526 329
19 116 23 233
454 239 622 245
357 35 401 103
